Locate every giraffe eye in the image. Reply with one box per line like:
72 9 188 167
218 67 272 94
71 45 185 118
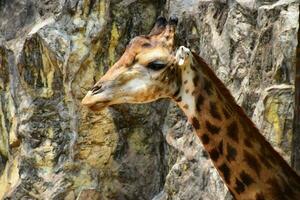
147 61 167 71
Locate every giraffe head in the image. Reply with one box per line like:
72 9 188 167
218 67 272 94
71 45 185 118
82 16 187 111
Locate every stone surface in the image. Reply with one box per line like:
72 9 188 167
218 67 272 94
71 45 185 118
292 13 300 173
0 0 299 200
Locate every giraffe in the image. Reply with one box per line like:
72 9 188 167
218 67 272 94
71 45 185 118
81 17 300 199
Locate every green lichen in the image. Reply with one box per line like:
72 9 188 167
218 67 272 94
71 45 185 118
266 98 282 144
108 23 120 65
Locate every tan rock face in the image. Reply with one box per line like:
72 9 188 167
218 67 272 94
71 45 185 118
0 0 299 200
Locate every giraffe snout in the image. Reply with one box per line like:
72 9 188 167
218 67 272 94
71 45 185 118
81 81 113 110
81 89 111 111
81 83 106 106
81 91 96 106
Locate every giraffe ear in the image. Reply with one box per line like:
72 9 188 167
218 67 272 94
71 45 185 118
176 46 191 66
149 17 168 35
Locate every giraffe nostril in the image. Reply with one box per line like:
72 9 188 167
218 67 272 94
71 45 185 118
91 85 104 95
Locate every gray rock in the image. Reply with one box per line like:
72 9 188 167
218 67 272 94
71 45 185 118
0 0 298 199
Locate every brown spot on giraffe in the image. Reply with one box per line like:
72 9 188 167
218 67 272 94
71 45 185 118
209 148 220 161
209 101 222 120
239 171 255 186
226 143 237 162
234 178 245 194
193 75 199 86
201 133 210 145
183 104 189 109
191 117 200 129
195 94 204 112
206 121 220 134
227 121 239 142
218 163 231 184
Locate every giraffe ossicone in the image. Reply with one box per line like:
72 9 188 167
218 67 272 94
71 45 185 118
82 16 300 200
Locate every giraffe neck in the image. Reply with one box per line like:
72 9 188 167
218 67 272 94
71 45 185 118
173 52 300 200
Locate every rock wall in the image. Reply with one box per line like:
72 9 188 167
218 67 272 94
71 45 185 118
292 11 300 173
0 0 299 200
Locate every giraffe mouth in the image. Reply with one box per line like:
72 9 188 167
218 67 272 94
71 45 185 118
86 100 111 111
81 91 111 111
